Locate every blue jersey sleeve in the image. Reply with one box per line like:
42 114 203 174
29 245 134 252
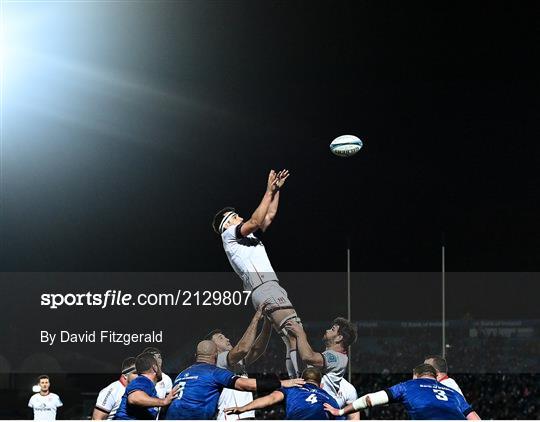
212 366 239 389
386 382 407 403
455 390 474 417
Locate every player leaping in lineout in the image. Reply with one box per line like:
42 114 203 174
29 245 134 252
212 169 301 378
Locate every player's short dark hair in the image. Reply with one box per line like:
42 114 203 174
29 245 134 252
135 352 158 374
302 367 322 385
38 375 49 381
142 347 162 357
333 317 358 348
212 207 236 234
424 355 448 373
121 357 136 373
413 363 438 378
205 329 223 340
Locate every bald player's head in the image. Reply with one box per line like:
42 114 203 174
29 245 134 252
302 367 322 386
196 340 218 363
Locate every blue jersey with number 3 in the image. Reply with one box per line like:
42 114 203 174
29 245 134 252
164 362 238 420
386 378 473 420
280 385 344 420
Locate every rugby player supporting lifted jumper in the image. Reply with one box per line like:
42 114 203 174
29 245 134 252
212 169 302 378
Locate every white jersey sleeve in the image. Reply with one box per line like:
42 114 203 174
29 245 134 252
216 351 230 369
320 350 348 400
95 380 124 418
440 377 464 396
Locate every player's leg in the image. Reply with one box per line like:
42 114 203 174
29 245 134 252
251 282 302 377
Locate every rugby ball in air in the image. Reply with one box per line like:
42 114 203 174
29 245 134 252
330 135 363 157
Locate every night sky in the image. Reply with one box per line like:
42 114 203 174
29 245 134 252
1 2 539 319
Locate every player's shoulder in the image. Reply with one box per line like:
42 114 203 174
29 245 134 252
49 392 60 399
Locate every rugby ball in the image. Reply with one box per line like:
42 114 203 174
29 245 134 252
330 135 363 157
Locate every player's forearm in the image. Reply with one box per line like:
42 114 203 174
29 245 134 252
250 191 275 227
128 393 167 408
246 319 272 364
266 190 280 220
295 333 321 366
233 312 262 359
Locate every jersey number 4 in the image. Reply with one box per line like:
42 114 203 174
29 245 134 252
305 394 318 404
432 389 448 401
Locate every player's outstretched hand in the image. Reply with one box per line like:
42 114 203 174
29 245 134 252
284 320 303 337
162 384 180 406
274 169 290 189
323 403 341 417
281 378 305 388
224 406 244 415
267 170 278 192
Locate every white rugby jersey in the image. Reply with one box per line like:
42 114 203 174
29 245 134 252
222 224 278 291
28 393 62 420
155 373 173 399
440 376 464 396
95 379 125 419
336 378 358 408
216 351 255 420
320 349 348 401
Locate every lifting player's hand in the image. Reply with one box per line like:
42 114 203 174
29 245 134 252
284 320 304 337
255 300 271 320
323 403 341 417
274 169 290 189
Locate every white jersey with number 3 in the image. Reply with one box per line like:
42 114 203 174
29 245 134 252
28 393 62 420
222 225 278 291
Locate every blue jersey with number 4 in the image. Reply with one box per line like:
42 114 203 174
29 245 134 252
386 378 473 420
280 384 344 420
164 362 238 420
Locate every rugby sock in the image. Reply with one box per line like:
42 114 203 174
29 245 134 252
290 349 300 378
281 335 297 378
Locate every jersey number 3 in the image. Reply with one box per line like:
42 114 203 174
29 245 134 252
432 389 448 401
305 394 318 404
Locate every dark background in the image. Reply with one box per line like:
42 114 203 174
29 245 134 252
0 1 539 353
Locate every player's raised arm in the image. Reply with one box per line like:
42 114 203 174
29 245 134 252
225 390 284 415
228 303 268 365
244 316 272 365
239 170 279 237
261 169 289 232
286 320 325 367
